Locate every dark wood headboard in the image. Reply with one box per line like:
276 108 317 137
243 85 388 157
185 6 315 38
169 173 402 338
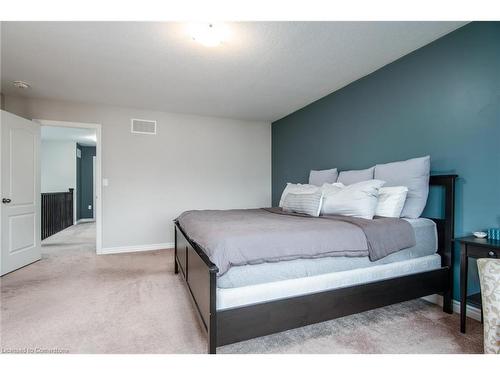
427 174 457 268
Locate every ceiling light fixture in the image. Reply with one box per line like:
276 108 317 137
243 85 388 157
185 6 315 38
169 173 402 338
13 80 30 89
189 23 229 47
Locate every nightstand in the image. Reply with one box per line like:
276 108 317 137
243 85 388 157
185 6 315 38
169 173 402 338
454 236 500 333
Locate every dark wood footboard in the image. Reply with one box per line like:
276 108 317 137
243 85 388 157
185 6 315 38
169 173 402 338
175 223 218 353
175 174 457 353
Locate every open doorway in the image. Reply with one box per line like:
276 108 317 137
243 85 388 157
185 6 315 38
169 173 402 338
36 120 102 254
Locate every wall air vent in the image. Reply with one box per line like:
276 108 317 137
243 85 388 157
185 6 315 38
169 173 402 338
131 118 157 135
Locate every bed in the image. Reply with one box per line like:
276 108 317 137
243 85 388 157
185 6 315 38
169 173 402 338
174 175 456 353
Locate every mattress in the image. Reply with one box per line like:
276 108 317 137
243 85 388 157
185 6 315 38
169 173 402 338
217 217 437 288
217 254 441 310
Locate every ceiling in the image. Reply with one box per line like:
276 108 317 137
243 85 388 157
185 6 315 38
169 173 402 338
1 21 466 122
41 126 96 146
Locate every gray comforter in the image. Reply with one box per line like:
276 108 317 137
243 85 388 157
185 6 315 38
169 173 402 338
176 208 416 275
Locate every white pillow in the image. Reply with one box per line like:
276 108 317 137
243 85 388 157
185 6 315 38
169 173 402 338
279 183 319 207
337 167 375 185
309 168 338 186
321 182 346 195
321 180 385 219
374 155 430 218
375 186 408 218
282 190 324 217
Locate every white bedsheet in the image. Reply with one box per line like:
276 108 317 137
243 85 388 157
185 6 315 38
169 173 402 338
217 254 441 310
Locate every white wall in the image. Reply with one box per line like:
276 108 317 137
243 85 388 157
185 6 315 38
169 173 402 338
4 96 272 250
41 140 76 193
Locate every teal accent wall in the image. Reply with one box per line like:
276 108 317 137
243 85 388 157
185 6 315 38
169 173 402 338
76 144 81 220
76 144 96 220
272 22 500 300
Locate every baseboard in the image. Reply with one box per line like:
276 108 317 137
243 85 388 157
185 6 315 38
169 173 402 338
75 218 95 224
422 294 481 321
98 242 174 255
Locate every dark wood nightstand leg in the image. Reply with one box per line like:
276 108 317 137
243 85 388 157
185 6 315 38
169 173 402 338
460 243 468 333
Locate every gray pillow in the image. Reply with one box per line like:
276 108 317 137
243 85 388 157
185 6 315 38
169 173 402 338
309 168 338 186
374 155 430 219
282 190 324 217
337 167 374 185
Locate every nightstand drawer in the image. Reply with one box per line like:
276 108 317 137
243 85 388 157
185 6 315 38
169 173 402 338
467 245 499 259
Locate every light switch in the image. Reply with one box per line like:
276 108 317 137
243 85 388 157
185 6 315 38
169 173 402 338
88 205 92 210
102 178 109 187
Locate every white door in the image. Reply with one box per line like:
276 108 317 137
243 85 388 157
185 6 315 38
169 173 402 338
1 110 41 275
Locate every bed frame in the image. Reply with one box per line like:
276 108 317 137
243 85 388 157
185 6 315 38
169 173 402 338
174 174 457 353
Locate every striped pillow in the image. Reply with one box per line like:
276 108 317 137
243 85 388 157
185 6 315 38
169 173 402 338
282 190 324 217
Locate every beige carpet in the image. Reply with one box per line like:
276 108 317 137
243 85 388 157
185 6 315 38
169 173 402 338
1 222 483 354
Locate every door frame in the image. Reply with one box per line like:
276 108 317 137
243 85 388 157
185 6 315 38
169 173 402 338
35 119 102 253
92 156 96 220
